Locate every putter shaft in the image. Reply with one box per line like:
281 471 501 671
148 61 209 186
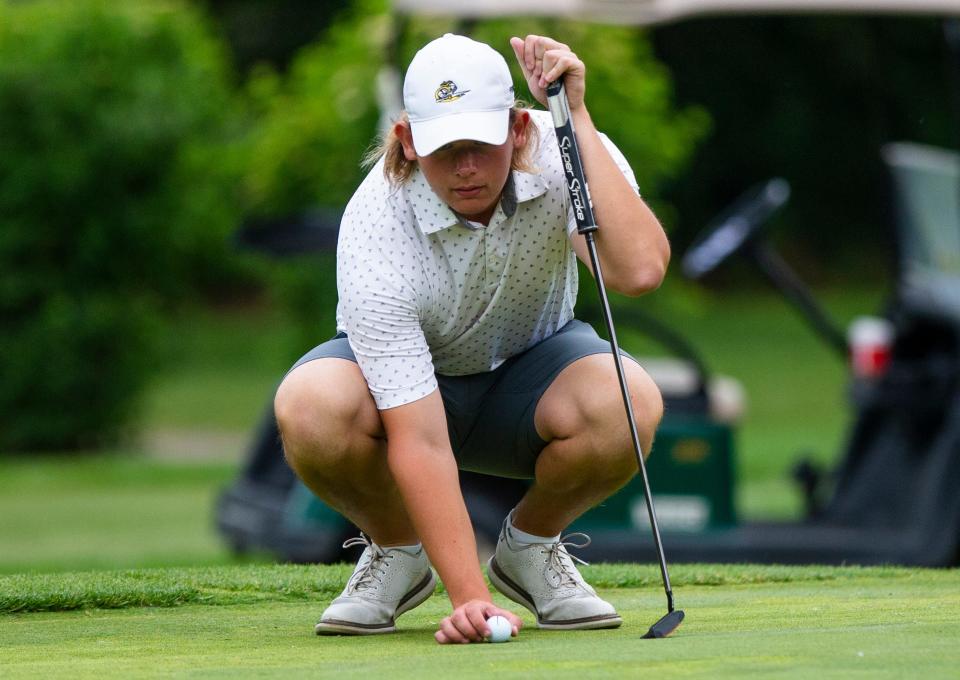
546 77 678 618
583 230 674 612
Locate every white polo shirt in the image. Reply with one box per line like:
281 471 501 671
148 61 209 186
335 110 639 410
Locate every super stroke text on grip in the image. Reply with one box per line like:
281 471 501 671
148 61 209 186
559 136 588 222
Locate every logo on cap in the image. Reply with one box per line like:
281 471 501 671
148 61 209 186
434 80 469 104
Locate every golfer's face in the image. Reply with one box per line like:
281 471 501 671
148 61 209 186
418 138 514 226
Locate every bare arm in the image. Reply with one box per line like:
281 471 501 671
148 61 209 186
510 35 671 296
380 390 522 643
381 390 486 604
566 108 671 295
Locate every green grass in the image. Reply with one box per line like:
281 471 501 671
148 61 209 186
2 564 957 678
618 281 884 518
142 303 301 431
0 562 915 613
0 455 239 575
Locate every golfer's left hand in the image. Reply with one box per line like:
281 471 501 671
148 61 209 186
509 35 586 111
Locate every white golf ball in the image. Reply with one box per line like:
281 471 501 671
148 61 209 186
486 615 512 643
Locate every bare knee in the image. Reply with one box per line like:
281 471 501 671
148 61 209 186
274 358 382 472
601 362 663 476
625 362 664 455
535 355 664 489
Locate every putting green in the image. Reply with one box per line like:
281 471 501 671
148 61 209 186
2 565 957 678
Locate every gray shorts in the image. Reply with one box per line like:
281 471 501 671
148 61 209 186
288 319 635 479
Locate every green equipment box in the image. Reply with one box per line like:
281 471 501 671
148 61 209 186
572 416 737 534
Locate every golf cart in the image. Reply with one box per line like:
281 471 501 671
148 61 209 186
216 0 960 567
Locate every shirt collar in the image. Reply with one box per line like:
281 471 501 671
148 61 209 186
407 168 458 235
512 168 548 205
408 167 549 235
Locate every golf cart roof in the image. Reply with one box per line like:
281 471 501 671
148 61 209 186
392 0 960 25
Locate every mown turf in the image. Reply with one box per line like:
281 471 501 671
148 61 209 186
2 566 958 679
0 562 947 614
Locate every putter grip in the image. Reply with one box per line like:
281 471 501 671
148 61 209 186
546 79 598 234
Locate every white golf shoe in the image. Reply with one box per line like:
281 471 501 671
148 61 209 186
487 517 622 630
315 534 436 635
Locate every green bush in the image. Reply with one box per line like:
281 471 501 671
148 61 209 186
237 0 389 356
241 0 386 216
0 0 244 452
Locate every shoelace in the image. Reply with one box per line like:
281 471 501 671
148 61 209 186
341 534 395 594
538 533 591 588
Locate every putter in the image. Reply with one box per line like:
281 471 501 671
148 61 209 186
545 77 685 639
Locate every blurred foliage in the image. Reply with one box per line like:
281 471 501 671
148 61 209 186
240 0 388 216
0 0 246 452
200 0 352 73
265 253 340 361
652 16 952 280
235 0 391 353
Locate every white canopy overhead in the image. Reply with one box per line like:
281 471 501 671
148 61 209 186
392 0 960 25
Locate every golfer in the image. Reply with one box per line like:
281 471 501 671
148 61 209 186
274 33 670 644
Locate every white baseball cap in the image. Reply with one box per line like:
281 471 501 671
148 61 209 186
403 34 515 157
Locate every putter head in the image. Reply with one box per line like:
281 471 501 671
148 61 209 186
642 609 685 639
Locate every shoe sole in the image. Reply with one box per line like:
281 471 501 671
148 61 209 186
315 569 437 636
487 557 622 631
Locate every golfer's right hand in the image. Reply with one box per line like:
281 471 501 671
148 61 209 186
435 599 523 644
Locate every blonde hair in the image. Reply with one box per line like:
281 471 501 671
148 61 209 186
363 104 540 186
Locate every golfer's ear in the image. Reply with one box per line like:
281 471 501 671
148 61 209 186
511 110 531 146
395 121 418 161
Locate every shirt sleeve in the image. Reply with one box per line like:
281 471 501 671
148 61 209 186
336 201 438 411
566 132 641 237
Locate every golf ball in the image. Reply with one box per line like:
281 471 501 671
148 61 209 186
486 615 512 643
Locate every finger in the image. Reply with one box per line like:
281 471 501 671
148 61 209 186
509 37 533 82
509 36 524 63
503 611 524 635
467 606 492 639
488 606 524 634
438 616 469 644
481 606 520 638
541 58 569 86
450 609 483 642
541 52 583 87
534 37 568 63
523 34 542 73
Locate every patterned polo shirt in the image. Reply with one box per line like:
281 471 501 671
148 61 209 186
335 109 639 410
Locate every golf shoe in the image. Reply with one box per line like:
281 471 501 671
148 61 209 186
315 534 436 635
487 515 622 630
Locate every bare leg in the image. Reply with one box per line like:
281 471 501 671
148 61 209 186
274 358 417 546
512 353 664 537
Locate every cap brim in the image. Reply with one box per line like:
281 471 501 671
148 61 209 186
409 109 510 157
